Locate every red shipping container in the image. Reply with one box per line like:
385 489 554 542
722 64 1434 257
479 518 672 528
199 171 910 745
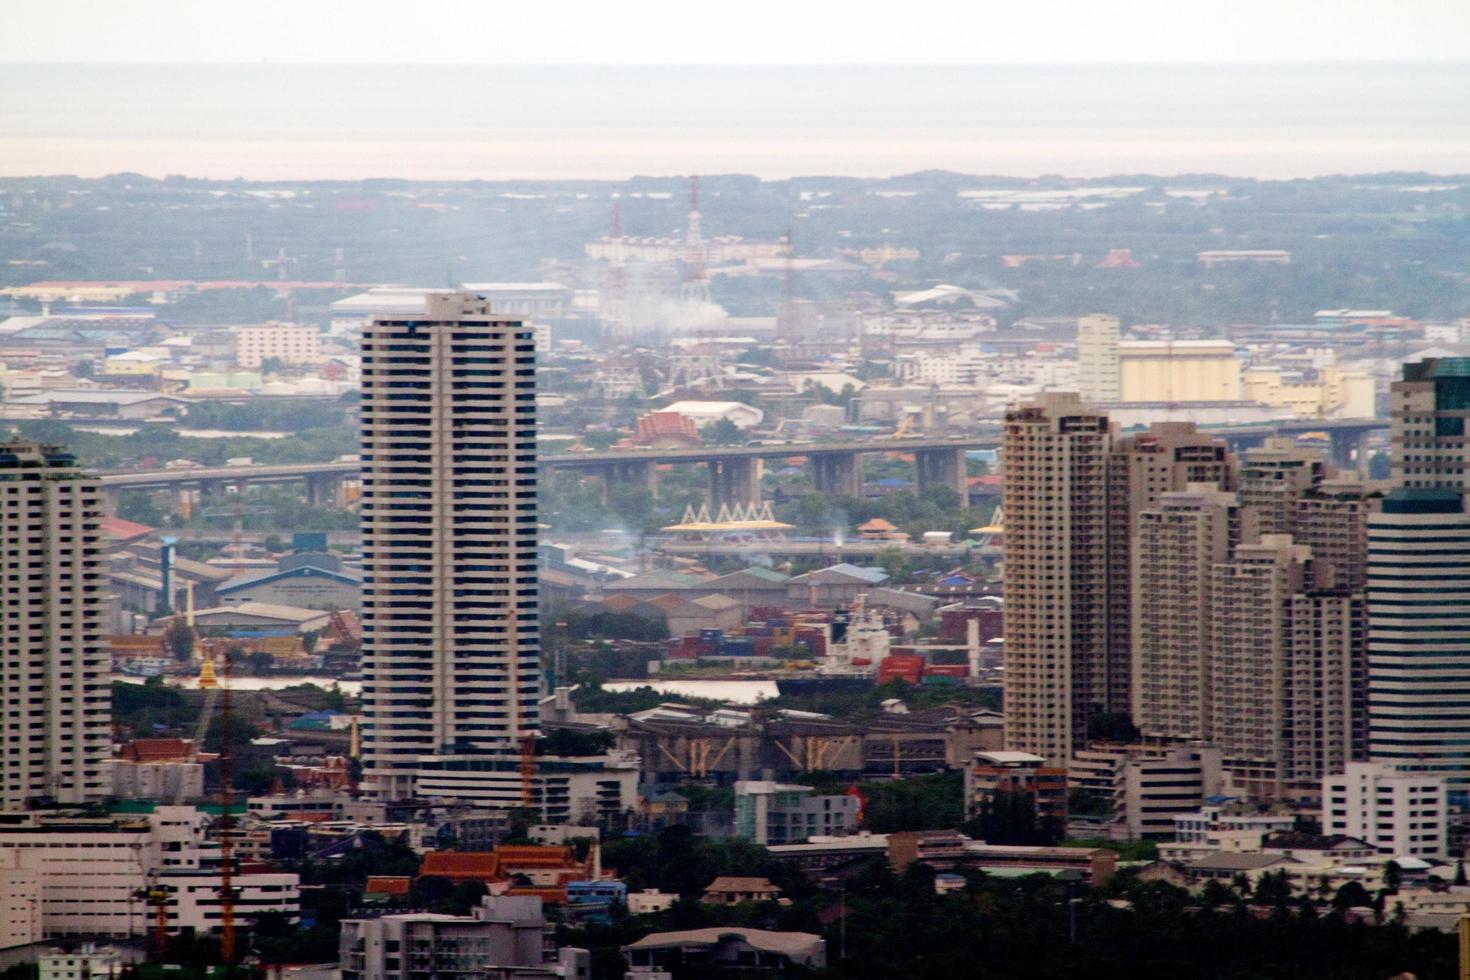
878 655 925 686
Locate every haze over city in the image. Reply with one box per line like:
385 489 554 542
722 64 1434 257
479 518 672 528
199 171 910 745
3 2 1470 979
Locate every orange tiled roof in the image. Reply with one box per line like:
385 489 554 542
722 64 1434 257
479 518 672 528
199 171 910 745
366 876 412 896
117 738 194 763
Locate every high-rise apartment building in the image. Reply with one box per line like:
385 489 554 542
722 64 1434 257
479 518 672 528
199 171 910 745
1367 489 1470 796
1236 438 1326 537
1283 589 1367 786
1076 314 1121 403
1131 485 1241 743
1002 393 1114 765
1107 423 1234 710
1209 535 1312 797
359 292 541 802
1390 357 1470 491
1294 477 1377 592
1208 534 1365 797
0 441 109 809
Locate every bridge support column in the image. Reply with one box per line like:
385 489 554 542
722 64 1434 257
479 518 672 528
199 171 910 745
598 461 658 503
915 448 968 500
708 458 762 510
304 473 337 507
808 452 862 498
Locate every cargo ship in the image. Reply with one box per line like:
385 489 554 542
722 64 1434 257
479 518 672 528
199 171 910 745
775 603 886 697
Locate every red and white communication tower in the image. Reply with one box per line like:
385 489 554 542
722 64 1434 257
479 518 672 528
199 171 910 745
680 175 711 303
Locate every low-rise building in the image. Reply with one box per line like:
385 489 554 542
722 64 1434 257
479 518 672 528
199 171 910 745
626 889 678 915
734 780 860 846
234 322 321 369
1067 744 1224 840
0 806 298 939
701 877 783 906
1323 762 1448 860
38 943 126 980
112 739 204 801
214 551 361 612
340 896 588 980
660 400 764 430
1173 802 1297 846
624 928 825 975
964 751 1066 824
0 865 42 949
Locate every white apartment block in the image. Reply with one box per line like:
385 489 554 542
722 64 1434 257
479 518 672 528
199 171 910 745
0 441 110 809
1173 805 1296 846
1076 314 1120 403
360 292 541 802
234 322 321 369
1323 762 1448 860
341 896 588 980
413 752 638 825
0 806 298 939
1068 744 1224 841
38 944 125 980
0 864 42 949
893 346 989 386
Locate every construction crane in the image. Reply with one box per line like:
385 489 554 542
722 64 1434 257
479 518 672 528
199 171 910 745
133 882 174 957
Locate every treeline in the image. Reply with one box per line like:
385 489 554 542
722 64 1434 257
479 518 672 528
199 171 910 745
11 419 355 471
563 826 1459 979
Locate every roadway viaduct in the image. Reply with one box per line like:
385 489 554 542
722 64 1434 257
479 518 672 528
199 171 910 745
96 418 1386 514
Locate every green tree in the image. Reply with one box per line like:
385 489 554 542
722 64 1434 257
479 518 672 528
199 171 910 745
165 621 194 661
582 429 622 450
117 489 165 526
1253 869 1292 908
1333 880 1374 911
700 418 745 446
873 545 912 582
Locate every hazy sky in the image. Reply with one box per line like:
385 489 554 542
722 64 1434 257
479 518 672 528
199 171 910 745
5 0 1470 64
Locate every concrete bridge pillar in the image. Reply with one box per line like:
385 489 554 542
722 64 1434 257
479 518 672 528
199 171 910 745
807 452 862 498
304 473 341 507
708 457 763 510
598 461 658 503
915 447 968 500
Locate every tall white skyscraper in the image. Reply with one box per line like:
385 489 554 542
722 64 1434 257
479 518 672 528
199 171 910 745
359 291 541 802
0 442 110 808
1076 314 1121 404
